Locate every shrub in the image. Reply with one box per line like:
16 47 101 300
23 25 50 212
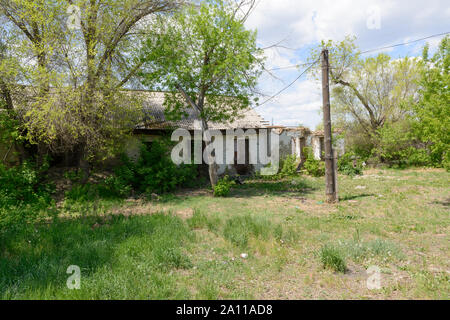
319 245 347 273
338 152 363 176
64 140 198 203
302 147 325 177
443 152 450 172
279 155 299 177
114 139 198 195
0 161 54 244
375 120 434 167
98 176 132 199
213 175 234 197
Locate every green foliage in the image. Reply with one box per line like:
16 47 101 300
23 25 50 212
337 152 363 176
375 120 433 167
0 110 21 145
140 0 263 123
64 140 198 204
0 161 54 244
115 140 198 195
1 1 176 161
279 155 299 177
443 152 450 172
64 176 131 203
309 37 421 137
302 147 325 177
309 37 432 169
414 36 450 167
319 245 347 273
213 175 235 197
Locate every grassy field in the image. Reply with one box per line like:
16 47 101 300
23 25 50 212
1 168 449 299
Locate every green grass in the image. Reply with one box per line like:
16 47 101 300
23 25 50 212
319 245 347 273
1 168 449 299
0 213 193 299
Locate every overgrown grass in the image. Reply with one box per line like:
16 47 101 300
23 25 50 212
319 245 347 273
319 238 404 273
0 213 193 299
223 215 272 248
0 168 449 299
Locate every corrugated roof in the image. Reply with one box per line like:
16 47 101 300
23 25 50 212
135 92 266 130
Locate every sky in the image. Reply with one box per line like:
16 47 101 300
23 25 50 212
244 0 450 129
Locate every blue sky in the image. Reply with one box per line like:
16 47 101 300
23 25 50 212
244 0 450 129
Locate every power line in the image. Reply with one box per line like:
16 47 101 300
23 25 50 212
254 59 319 109
255 31 450 110
268 62 314 71
359 31 450 55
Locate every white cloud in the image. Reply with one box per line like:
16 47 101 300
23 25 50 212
246 0 450 129
257 78 322 128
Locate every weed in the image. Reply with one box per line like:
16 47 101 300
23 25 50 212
319 245 347 273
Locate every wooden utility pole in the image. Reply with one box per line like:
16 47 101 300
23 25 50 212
321 49 338 203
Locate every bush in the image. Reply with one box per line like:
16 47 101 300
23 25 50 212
338 152 363 176
0 161 54 243
114 139 198 195
319 245 347 273
64 140 198 202
443 152 450 172
302 147 325 177
375 120 433 168
279 155 299 177
213 175 234 197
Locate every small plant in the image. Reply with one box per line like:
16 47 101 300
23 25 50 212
213 175 235 197
443 152 450 172
111 139 198 195
0 160 55 245
279 155 299 177
319 245 347 273
187 209 208 229
302 147 325 177
223 215 271 248
338 152 363 177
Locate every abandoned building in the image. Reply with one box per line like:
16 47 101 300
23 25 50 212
127 92 345 175
1 91 344 173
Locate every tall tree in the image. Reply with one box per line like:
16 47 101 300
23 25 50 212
140 0 263 188
309 37 421 138
0 0 182 178
414 36 450 167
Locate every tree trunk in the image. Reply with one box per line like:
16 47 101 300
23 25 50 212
175 84 218 189
202 119 218 188
78 144 90 184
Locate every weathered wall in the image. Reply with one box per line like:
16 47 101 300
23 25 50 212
125 128 345 177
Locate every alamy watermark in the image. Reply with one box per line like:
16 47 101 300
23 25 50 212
366 265 382 290
66 265 81 290
66 5 81 31
367 5 381 30
170 128 280 176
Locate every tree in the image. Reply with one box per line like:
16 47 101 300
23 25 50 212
309 37 421 136
308 37 422 162
140 0 263 188
414 36 450 167
0 0 182 179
